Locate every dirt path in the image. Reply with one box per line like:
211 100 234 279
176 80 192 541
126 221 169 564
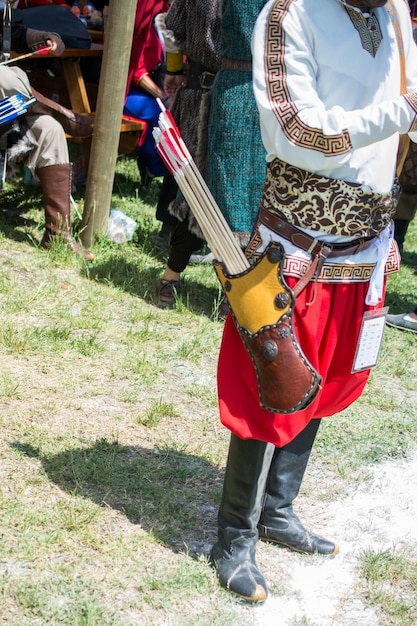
247 449 417 625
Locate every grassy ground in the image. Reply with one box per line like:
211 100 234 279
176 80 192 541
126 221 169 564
0 156 416 625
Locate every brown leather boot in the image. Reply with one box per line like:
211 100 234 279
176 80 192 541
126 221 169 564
36 163 95 261
30 88 94 138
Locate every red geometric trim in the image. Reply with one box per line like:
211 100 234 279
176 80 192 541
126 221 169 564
265 0 352 155
282 243 400 283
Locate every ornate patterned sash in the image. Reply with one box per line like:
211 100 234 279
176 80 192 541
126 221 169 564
259 158 394 239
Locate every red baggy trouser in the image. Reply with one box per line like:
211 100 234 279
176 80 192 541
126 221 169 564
217 277 385 447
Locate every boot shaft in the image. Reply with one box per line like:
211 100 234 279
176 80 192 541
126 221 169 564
219 434 274 531
36 163 72 236
262 418 321 514
212 435 273 603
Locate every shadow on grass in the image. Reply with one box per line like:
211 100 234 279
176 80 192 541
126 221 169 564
113 169 163 205
11 439 221 556
1 195 222 319
385 293 416 314
0 187 42 244
86 255 221 318
401 249 417 269
385 284 416 314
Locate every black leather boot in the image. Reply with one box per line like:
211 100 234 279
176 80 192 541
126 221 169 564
258 419 338 556
210 435 274 602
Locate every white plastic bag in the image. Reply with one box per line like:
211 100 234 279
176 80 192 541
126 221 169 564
106 209 137 244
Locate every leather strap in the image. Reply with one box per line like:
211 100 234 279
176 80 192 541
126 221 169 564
185 60 216 90
258 207 376 259
221 57 252 72
1 0 11 64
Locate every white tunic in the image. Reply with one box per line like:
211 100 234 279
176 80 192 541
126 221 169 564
251 0 417 301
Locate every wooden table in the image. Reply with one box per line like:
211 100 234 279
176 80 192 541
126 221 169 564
11 44 144 155
55 44 104 114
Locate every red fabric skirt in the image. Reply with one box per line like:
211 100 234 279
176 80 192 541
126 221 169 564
217 278 384 447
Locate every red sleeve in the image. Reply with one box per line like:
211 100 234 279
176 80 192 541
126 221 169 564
126 0 169 96
131 23 163 83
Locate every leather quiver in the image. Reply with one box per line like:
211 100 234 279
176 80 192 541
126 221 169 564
213 242 322 413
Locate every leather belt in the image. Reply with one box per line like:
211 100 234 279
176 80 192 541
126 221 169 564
185 60 217 90
259 207 376 258
221 57 252 72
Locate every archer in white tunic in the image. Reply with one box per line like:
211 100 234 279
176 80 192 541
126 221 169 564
250 0 417 303
212 0 417 605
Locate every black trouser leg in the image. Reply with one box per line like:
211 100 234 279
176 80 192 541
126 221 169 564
393 219 410 255
167 217 205 274
155 172 179 226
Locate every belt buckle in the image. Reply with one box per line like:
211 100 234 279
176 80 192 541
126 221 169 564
200 71 214 89
307 238 332 258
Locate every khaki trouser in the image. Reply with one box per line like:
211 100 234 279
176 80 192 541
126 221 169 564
0 65 68 176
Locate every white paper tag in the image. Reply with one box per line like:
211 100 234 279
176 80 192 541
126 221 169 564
352 307 388 373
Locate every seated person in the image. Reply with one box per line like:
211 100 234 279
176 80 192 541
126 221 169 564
13 1 71 8
123 0 169 188
1 16 95 260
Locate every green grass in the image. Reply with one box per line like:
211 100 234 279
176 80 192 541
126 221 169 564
0 154 416 624
360 547 417 625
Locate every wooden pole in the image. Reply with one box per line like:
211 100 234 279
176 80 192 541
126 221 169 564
80 0 136 247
